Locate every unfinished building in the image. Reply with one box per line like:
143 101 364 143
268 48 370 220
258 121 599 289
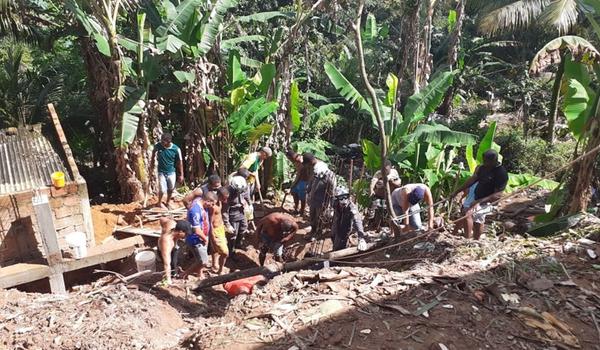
0 105 143 292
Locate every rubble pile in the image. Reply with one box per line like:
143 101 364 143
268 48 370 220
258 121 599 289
0 282 186 350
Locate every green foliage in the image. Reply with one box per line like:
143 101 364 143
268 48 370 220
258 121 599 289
495 129 576 178
403 71 455 123
361 139 381 171
290 80 301 131
323 62 373 120
506 173 559 193
352 179 372 210
198 0 239 55
114 88 145 147
156 0 202 37
475 121 501 164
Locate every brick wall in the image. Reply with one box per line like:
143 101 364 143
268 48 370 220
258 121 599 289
0 180 95 266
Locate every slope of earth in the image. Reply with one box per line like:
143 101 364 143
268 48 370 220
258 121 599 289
183 222 600 350
0 283 186 350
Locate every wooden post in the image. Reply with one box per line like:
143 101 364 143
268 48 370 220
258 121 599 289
32 194 66 294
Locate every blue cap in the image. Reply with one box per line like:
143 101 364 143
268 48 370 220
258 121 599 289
408 187 425 205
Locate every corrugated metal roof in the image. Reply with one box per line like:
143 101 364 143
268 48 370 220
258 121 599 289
0 127 71 195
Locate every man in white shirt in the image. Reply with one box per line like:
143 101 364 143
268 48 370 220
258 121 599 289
369 160 401 199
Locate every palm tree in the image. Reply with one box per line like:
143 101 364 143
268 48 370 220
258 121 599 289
474 0 585 143
475 0 580 36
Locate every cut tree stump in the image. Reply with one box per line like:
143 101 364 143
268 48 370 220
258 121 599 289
192 241 384 291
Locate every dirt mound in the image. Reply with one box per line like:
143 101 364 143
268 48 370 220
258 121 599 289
183 231 600 350
0 284 186 350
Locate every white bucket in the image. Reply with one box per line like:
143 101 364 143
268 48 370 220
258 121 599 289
135 250 156 273
65 232 87 259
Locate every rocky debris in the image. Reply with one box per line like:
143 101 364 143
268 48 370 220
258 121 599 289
0 282 186 350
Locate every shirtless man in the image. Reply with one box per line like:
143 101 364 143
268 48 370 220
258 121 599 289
255 212 299 266
210 187 230 274
158 217 192 285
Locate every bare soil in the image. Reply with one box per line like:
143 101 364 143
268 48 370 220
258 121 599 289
4 196 600 350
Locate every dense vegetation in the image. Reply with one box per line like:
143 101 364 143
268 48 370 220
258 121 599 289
1 0 599 220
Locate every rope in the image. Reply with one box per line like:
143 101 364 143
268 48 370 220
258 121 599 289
329 142 600 262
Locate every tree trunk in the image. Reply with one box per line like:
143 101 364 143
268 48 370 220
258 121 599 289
395 0 422 110
414 0 435 93
569 117 600 213
548 57 566 144
353 1 396 219
80 37 144 202
438 0 465 116
184 58 221 186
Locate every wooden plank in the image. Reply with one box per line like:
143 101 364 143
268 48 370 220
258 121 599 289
47 103 81 180
32 194 66 294
115 227 161 238
0 263 50 289
61 236 144 272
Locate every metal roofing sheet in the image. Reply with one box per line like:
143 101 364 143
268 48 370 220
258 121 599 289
0 128 71 195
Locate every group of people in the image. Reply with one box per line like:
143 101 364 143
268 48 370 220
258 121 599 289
152 132 509 285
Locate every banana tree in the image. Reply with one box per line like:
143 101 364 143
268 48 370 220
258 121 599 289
530 31 600 214
67 0 148 201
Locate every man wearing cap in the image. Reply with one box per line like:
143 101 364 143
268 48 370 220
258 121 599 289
391 183 435 233
255 212 299 266
303 153 336 236
451 149 508 240
241 146 273 201
158 217 191 285
331 186 368 251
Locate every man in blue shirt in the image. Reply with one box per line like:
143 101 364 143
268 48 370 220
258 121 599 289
151 133 184 209
183 191 217 279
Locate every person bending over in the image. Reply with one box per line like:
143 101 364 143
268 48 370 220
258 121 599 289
255 212 299 266
158 218 191 285
391 183 435 233
331 186 367 251
451 149 508 240
183 191 216 278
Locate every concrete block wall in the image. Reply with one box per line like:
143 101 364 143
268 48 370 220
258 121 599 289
0 180 95 266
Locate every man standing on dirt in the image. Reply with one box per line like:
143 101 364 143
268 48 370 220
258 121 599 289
224 174 251 260
241 146 272 202
451 149 508 240
255 212 299 266
210 187 229 274
331 186 368 251
304 153 336 236
151 133 184 209
158 218 191 285
183 191 217 279
391 183 435 233
370 159 402 198
286 150 310 215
